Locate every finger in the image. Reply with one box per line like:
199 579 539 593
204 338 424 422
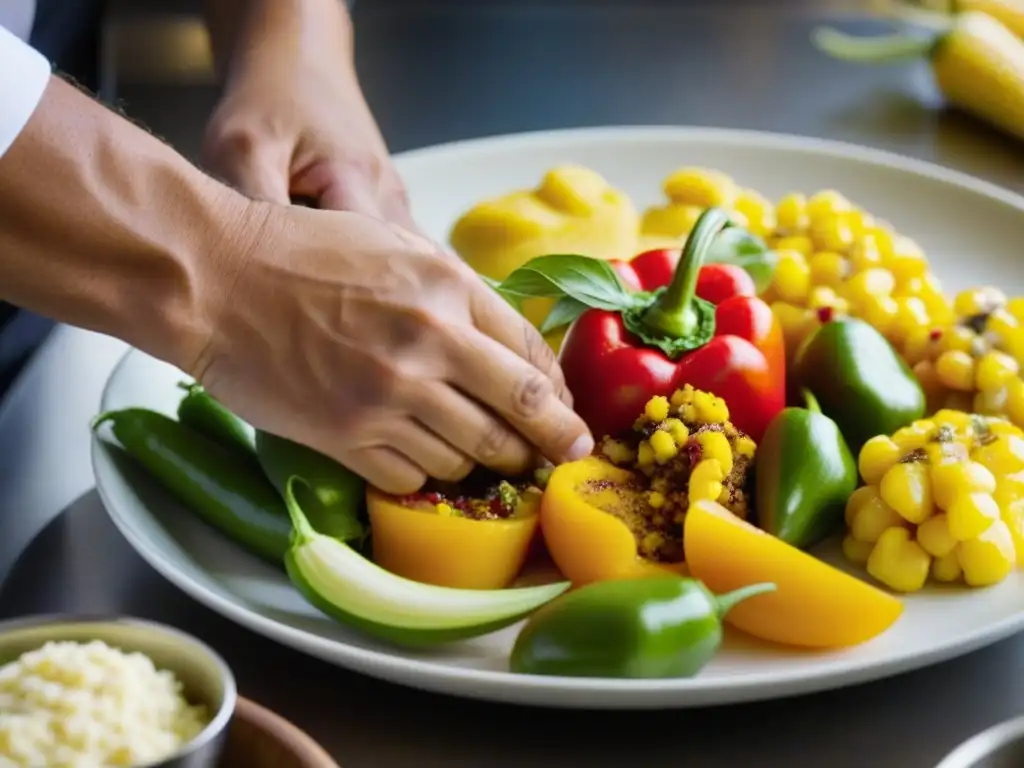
205 133 291 205
469 281 573 408
294 160 421 233
380 419 475 482
408 381 535 476
446 327 594 465
338 446 426 496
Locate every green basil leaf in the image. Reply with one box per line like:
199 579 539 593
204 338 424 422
479 273 524 311
620 292 717 361
539 296 589 334
706 226 778 294
499 254 633 311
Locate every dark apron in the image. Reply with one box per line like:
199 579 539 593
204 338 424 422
0 0 102 396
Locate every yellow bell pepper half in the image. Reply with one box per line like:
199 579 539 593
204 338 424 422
366 487 540 590
540 456 687 586
449 165 640 347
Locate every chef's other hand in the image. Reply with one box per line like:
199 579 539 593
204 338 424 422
201 0 415 229
192 205 594 495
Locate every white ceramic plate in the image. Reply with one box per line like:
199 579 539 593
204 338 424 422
93 127 1024 709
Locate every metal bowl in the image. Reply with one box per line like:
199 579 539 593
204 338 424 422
0 615 237 767
935 716 1024 768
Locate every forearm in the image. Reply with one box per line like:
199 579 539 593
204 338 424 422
201 0 355 84
0 76 254 372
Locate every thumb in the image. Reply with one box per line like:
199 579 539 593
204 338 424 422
204 133 292 205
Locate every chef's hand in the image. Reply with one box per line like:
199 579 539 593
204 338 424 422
201 0 415 229
193 204 594 494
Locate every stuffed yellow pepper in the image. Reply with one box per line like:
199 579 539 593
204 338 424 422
541 386 757 585
367 471 541 590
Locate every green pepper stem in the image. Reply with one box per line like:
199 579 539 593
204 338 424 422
714 582 776 618
284 476 319 546
812 26 941 64
641 207 732 339
176 380 199 393
801 389 822 414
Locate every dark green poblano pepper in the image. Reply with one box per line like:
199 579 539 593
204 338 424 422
756 391 858 550
509 576 775 679
794 317 925 453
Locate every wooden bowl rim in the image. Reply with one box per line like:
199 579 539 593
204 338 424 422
231 696 340 768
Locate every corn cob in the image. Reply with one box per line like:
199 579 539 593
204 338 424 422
813 12 1024 144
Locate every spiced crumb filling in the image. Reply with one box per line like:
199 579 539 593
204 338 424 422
398 467 537 521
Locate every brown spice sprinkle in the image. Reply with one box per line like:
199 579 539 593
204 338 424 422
593 385 757 563
399 467 536 521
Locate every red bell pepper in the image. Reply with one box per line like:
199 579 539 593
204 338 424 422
498 208 785 443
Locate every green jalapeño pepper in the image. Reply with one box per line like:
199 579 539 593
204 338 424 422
255 431 366 543
281 478 570 648
509 576 775 678
93 408 290 563
756 391 858 550
176 382 256 459
794 317 925 453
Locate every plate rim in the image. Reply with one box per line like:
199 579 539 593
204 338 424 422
93 126 1024 708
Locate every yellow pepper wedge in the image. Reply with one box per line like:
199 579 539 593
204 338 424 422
366 488 540 590
540 457 687 586
685 500 904 648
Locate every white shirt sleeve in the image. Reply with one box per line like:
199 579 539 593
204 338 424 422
0 23 51 160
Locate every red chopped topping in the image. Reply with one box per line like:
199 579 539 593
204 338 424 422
929 328 943 341
817 306 835 324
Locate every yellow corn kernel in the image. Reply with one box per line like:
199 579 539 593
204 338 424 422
1000 498 1024 564
735 435 756 459
775 192 808 232
670 385 694 410
975 350 1020 392
689 459 725 503
1006 297 1024 323
866 527 931 593
947 492 1000 540
999 328 1024 369
644 395 670 423
954 286 1006 318
771 302 818 361
663 168 736 208
917 514 958 558
664 417 690 445
648 430 678 464
848 238 884 273
879 461 935 524
436 503 456 516
641 203 703 238
697 430 734 476
858 294 900 337
891 424 932 454
600 438 636 465
1006 378 1024 428
888 237 929 282
771 235 814 257
931 459 997 511
931 550 963 583
974 436 1024 478
844 208 874 241
771 253 811 304
808 251 848 289
933 408 973 432
734 189 775 237
888 297 931 347
843 268 896 307
810 215 855 254
995 469 1024 509
986 308 1020 340
902 328 941 367
858 436 903 486
693 390 729 424
637 441 656 468
842 534 875 565
869 225 897 262
985 418 1023 438
806 189 852 225
935 350 977 392
938 325 977 355
959 519 1016 587
647 491 666 509
926 439 970 466
845 485 879 526
850 495 907 543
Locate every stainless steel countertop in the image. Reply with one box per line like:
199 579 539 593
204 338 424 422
4 2 1024 766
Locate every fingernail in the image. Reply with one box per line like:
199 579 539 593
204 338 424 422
565 433 595 462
